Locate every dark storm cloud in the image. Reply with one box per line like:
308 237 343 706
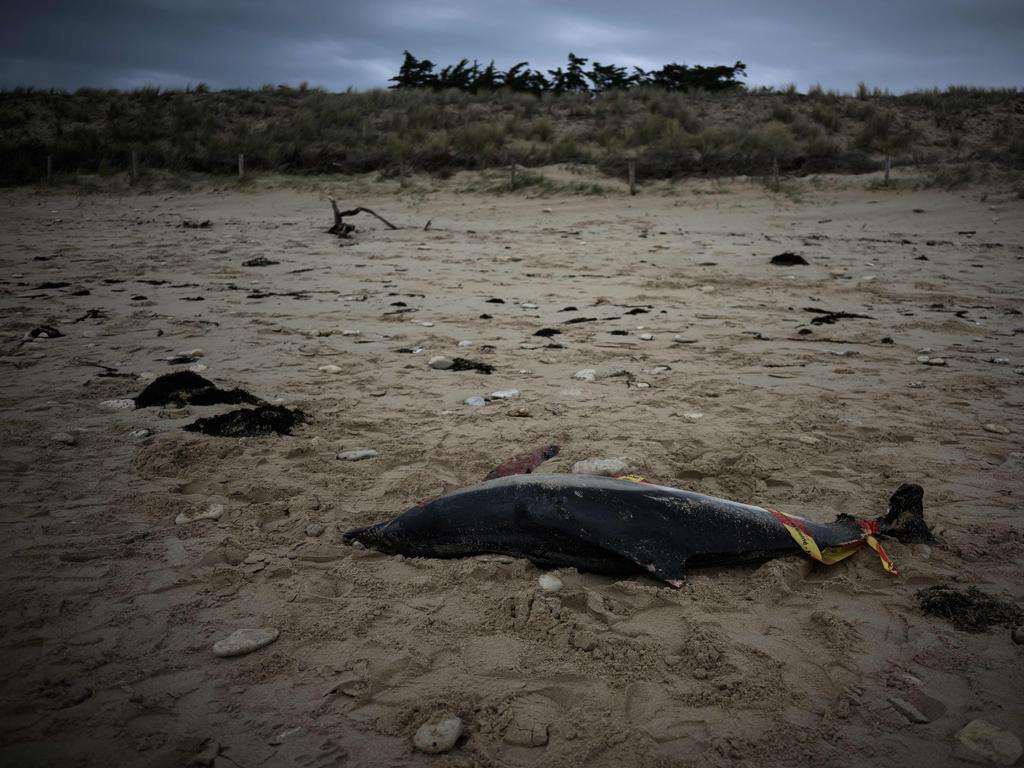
2 0 1022 93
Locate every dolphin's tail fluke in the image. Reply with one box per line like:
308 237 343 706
875 484 934 544
342 521 392 549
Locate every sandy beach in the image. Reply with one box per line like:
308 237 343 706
1 174 1021 767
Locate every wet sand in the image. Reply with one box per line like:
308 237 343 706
1 176 1022 766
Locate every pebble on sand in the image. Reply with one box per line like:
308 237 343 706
413 717 464 754
305 523 325 538
955 720 1023 766
100 398 136 410
572 457 628 476
52 432 77 445
336 448 379 461
489 389 520 399
639 333 654 341
175 503 224 526
212 627 280 658
538 574 563 592
429 355 454 370
128 428 152 440
574 369 597 381
989 357 1009 365
983 423 1011 435
318 364 342 374
465 396 486 407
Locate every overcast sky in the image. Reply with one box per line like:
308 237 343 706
2 0 1022 94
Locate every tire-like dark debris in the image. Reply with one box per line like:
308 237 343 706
917 585 1023 632
771 252 809 266
184 405 304 437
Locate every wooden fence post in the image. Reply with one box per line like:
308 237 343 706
628 160 636 196
237 153 245 178
399 156 407 188
884 155 892 186
771 155 780 191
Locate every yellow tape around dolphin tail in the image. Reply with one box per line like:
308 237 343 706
767 508 898 575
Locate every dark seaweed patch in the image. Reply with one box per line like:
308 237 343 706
135 371 264 408
917 585 1022 632
184 405 304 437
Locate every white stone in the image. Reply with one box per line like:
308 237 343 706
336 449 379 461
521 302 538 309
955 720 1022 766
682 411 704 421
983 423 1011 435
925 357 946 366
100 398 135 410
305 523 325 538
212 628 280 658
990 357 1009 365
489 389 520 399
465 396 486 407
413 717 463 754
418 321 435 327
318 364 342 374
458 340 473 347
538 574 563 592
916 355 932 364
639 333 654 341
572 457 628 476
429 356 453 370
574 369 597 381
341 329 361 336
188 363 208 373
175 503 224 526
185 349 203 357
128 428 152 439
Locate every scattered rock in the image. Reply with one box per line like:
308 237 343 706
888 696 930 724
175 503 224 526
574 369 597 381
538 574 563 592
771 252 809 266
639 333 654 341
983 423 1011 435
429 355 454 370
955 720 1022 766
465 396 486 407
100 398 136 410
336 448 379 461
682 411 704 421
571 631 598 651
989 357 1009 365
318 364 342 374
413 717 463 754
212 628 280 658
128 428 152 440
305 523 325 538
341 329 361 336
52 432 77 446
692 667 709 680
508 407 530 417
458 340 473 347
924 357 946 366
241 256 279 267
489 389 519 399
572 457 628 476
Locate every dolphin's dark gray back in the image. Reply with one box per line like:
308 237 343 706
343 474 893 586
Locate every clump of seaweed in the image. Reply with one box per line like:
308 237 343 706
917 585 1022 632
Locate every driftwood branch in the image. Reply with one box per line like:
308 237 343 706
328 197 399 237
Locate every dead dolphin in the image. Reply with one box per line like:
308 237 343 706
343 475 931 587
